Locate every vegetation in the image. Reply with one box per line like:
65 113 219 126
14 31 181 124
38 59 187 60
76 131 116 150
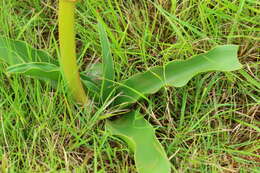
0 0 259 172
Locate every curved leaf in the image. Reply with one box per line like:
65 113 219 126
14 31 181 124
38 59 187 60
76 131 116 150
98 22 115 101
0 37 57 65
7 62 61 81
0 37 99 94
115 45 242 105
6 62 100 95
107 111 171 173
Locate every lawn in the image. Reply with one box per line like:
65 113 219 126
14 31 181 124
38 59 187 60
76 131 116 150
0 0 259 172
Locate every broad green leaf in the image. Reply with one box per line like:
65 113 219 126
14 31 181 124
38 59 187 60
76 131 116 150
6 61 100 95
0 37 57 65
7 62 61 81
115 45 242 105
107 111 171 173
0 37 99 94
98 22 115 101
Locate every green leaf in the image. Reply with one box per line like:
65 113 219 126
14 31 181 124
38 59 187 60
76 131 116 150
98 22 115 101
7 62 61 81
0 37 57 65
0 37 99 94
0 36 99 93
107 111 171 173
6 61 100 95
80 74 101 97
115 45 242 105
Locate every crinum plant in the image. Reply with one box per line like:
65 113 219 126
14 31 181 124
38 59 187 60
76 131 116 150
0 0 242 172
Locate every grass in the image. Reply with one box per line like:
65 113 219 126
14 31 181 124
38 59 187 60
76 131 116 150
0 0 259 172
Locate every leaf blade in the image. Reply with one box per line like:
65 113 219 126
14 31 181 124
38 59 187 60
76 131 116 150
115 45 242 105
98 22 115 101
7 62 61 81
0 37 57 65
107 111 171 173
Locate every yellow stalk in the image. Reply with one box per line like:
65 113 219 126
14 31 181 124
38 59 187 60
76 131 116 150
58 0 88 104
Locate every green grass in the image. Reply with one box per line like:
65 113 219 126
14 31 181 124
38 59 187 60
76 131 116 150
1 0 259 172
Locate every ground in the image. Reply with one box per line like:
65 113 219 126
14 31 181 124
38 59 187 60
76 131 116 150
0 0 259 172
